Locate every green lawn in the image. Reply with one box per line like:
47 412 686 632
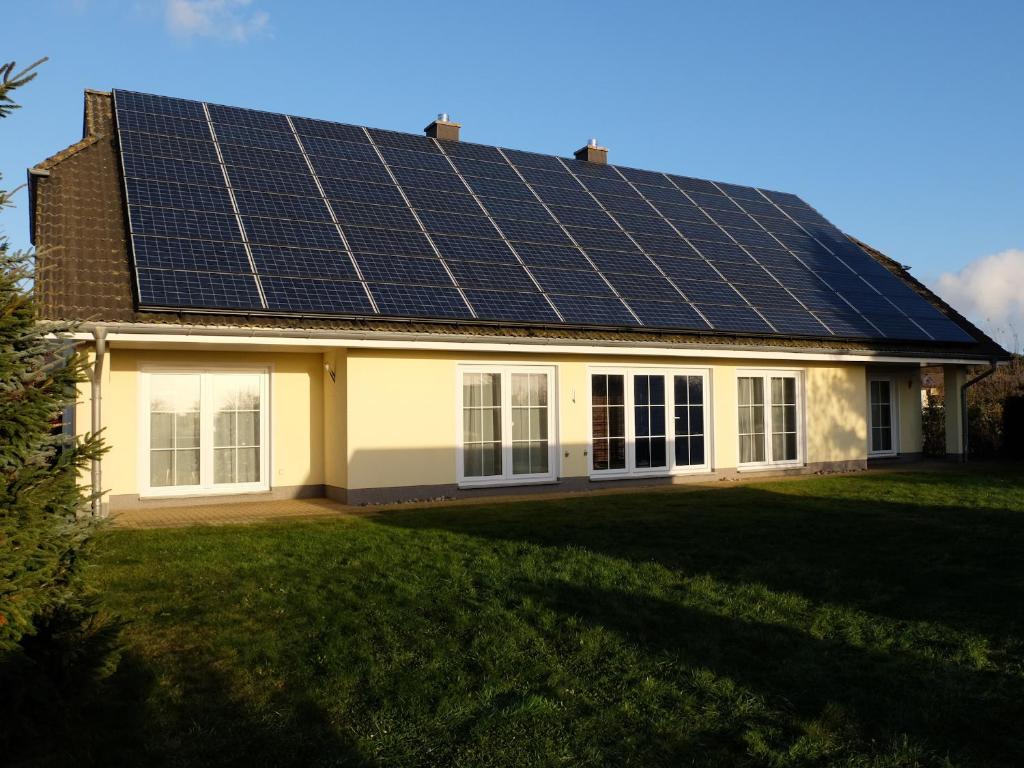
40 468 1024 766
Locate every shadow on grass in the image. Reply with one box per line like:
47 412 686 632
374 473 1024 640
527 579 1024 766
3 646 370 768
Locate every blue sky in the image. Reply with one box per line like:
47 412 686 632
4 0 1022 346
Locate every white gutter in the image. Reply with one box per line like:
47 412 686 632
66 323 995 366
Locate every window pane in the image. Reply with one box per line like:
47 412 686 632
512 373 529 407
675 436 690 465
481 373 500 406
608 375 624 405
533 375 547 406
480 443 502 475
636 438 651 468
176 449 200 486
784 404 797 433
150 450 173 487
512 443 530 474
690 405 703 436
650 376 665 405
529 441 548 474
609 438 626 469
635 405 650 436
751 404 765 434
511 409 527 441
738 377 752 405
772 405 784 430
150 373 201 488
784 433 798 460
214 411 235 447
688 376 703 406
214 447 234 484
531 408 546 440
608 406 625 437
651 437 666 468
651 406 665 436
772 433 784 460
592 374 607 405
690 436 705 465
783 377 796 404
465 373 481 407
675 376 688 405
771 376 784 404
237 447 259 483
151 413 173 449
738 406 752 434
176 412 200 448
740 434 753 464
151 373 200 413
635 375 649 405
464 447 482 477
237 411 259 447
465 410 481 442
481 409 499 441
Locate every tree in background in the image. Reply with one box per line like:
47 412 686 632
0 58 114 748
967 354 1024 458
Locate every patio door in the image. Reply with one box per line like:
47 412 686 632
869 378 897 456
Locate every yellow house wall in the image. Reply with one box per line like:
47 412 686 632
345 349 870 491
87 348 325 497
322 349 348 490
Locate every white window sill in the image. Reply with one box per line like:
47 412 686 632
139 485 271 500
457 477 559 490
735 463 804 473
589 468 713 482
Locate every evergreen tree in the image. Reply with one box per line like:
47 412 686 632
0 57 106 656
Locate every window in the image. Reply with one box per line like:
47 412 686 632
459 366 556 485
869 378 897 456
591 373 626 471
737 371 803 467
590 368 710 477
674 375 706 467
142 370 269 495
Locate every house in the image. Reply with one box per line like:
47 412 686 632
29 89 1009 516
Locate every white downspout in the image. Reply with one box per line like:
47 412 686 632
90 326 107 517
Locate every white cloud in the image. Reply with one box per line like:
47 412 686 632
934 248 1024 349
165 0 270 42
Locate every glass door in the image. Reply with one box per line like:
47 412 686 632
869 378 896 455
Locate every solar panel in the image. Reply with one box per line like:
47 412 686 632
112 89 977 344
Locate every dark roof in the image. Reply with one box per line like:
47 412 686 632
29 90 1009 361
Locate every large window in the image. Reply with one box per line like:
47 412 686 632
590 368 710 477
869 378 897 456
737 371 802 467
143 369 269 495
459 366 556 485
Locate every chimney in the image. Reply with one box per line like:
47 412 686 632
425 112 460 142
574 137 607 164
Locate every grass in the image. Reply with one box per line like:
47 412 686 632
29 466 1024 766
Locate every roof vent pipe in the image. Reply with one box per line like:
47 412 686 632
425 113 460 142
575 138 608 164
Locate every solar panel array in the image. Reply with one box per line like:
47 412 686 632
112 89 974 343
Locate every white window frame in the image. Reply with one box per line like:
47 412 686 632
735 368 805 471
588 365 713 479
139 366 271 498
456 364 559 488
868 376 899 457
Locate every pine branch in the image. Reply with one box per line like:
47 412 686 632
0 57 48 119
